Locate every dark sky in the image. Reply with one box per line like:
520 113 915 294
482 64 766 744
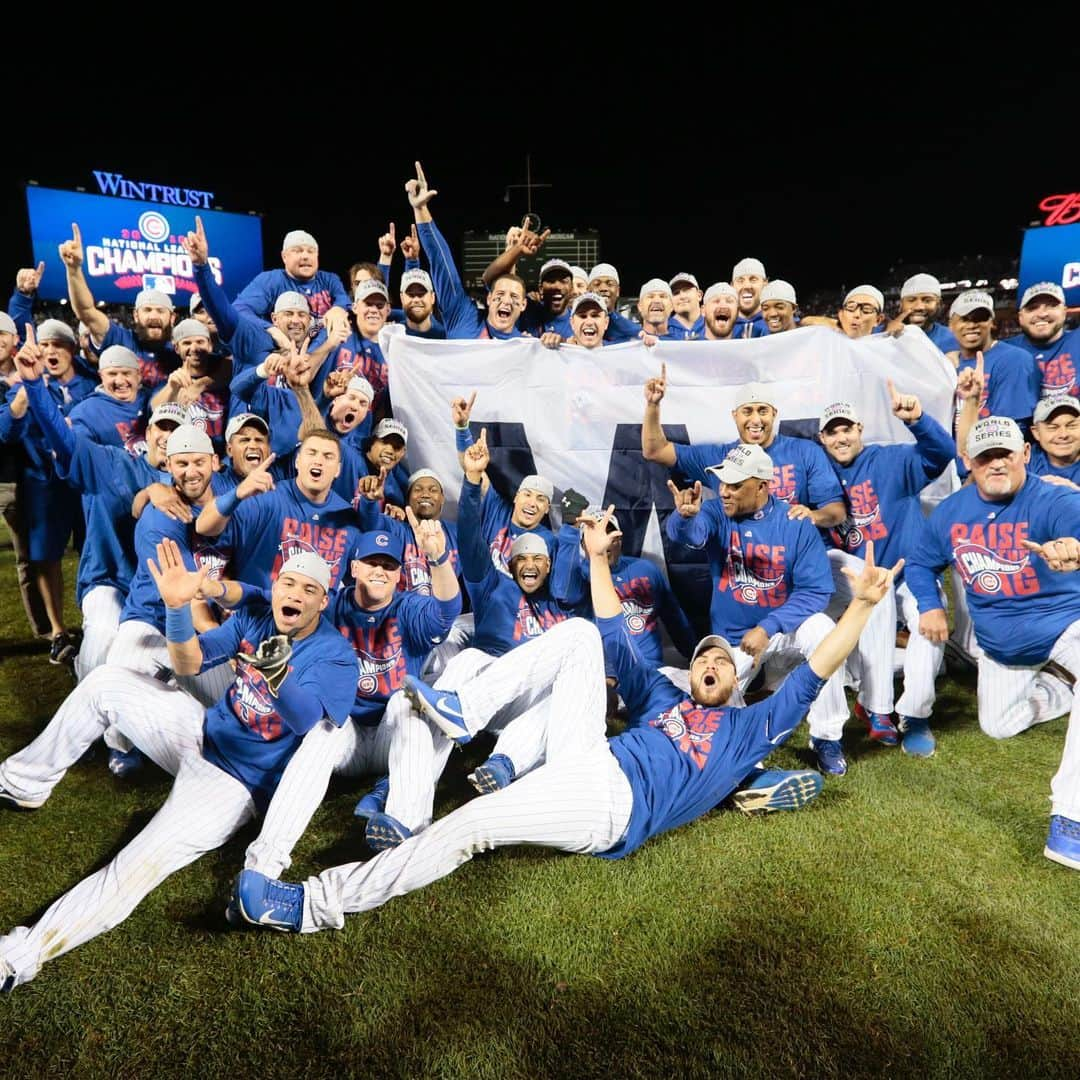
3 35 1075 305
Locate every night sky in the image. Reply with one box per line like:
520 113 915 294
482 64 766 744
3 35 1075 305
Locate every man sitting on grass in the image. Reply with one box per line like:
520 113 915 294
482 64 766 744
230 518 901 935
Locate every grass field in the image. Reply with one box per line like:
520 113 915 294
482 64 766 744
1 547 1078 1079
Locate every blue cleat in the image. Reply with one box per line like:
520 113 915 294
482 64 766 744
233 869 304 932
403 675 471 745
1044 815 1080 871
898 716 936 758
731 768 824 815
854 703 898 746
353 775 390 819
809 737 848 776
365 812 413 851
468 753 516 794
108 746 146 778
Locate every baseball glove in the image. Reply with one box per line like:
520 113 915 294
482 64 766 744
239 634 292 694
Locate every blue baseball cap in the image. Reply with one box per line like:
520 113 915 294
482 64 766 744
351 530 404 566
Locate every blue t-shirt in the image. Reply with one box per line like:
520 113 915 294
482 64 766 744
1029 444 1080 485
906 474 1080 665
327 587 461 726
233 268 351 322
198 600 357 811
478 484 554 575
599 615 826 859
67 388 151 453
98 322 178 389
1004 326 1080 400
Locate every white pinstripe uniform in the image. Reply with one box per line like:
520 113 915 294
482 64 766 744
295 620 633 931
0 669 256 988
74 585 125 681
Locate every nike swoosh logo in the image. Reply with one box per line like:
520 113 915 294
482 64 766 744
258 911 285 925
436 696 464 718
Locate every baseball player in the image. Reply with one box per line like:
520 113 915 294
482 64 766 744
195 428 361 592
395 265 445 340
60 223 178 388
231 228 352 335
227 518 900 935
0 321 97 662
587 263 644 344
1003 282 1079 400
905 416 1080 870
636 279 678 340
232 519 460 885
540 292 610 350
452 391 554 573
836 286 885 339
66 344 151 452
151 319 230 449
759 280 799 335
517 258 575 339
817 386 956 756
0 547 357 991
643 373 847 528
1028 395 1080 488
406 162 528 340
731 258 769 339
700 282 740 341
665 444 853 776
551 502 695 667
668 273 705 339
570 266 588 298
883 273 958 352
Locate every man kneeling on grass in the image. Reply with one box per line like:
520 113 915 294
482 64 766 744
231 516 902 934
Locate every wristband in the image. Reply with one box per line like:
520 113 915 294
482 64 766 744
215 488 241 516
429 548 451 567
165 604 196 643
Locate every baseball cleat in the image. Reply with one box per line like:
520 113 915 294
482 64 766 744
403 675 471 745
0 958 15 993
233 869 304 932
898 716 936 758
49 630 79 667
108 746 146 778
1044 815 1080 871
468 753 516 794
731 769 823 815
854 703 899 746
353 775 390 819
0 783 47 811
365 812 413 851
809 737 848 776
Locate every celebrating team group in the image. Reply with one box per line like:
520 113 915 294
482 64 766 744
0 162 1078 992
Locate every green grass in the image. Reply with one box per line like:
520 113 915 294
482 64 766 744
1 548 1078 1079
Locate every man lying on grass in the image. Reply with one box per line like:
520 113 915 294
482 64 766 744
231 517 902 934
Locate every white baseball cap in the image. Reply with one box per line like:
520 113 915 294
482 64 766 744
98 344 141 372
639 278 672 298
691 634 736 667
400 268 433 293
166 423 213 456
1033 395 1080 424
901 273 942 298
273 291 310 314
950 290 995 319
569 266 588 284
372 418 408 444
355 279 390 303
283 230 318 251
280 551 331 591
0 313 17 335
843 285 884 312
965 416 1024 457
732 257 766 280
1020 282 1066 309
589 262 619 283
583 505 621 532
819 402 860 431
539 258 573 281
571 291 608 315
346 375 375 400
509 533 550 560
669 272 700 290
172 318 210 343
517 474 554 500
36 319 77 345
760 280 797 305
150 402 190 428
703 282 738 303
706 444 774 484
733 382 776 410
407 468 443 490
225 412 270 442
134 289 174 311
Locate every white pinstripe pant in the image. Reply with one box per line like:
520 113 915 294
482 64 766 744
895 581 945 720
300 619 633 931
731 613 850 740
0 671 255 988
74 585 124 682
976 619 1080 820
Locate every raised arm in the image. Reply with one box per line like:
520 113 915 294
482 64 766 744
582 509 624 619
642 362 677 467
196 453 276 537
59 223 109 342
147 537 212 675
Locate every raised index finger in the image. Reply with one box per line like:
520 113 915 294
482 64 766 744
415 161 426 184
71 222 81 244
466 390 477 411
24 323 36 347
975 349 984 378
660 361 667 382
34 260 45 279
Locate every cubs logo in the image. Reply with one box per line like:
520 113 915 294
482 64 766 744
722 537 785 604
834 507 879 551
231 656 282 740
953 543 1031 594
652 700 721 769
356 647 402 696
621 598 652 634
137 210 170 243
